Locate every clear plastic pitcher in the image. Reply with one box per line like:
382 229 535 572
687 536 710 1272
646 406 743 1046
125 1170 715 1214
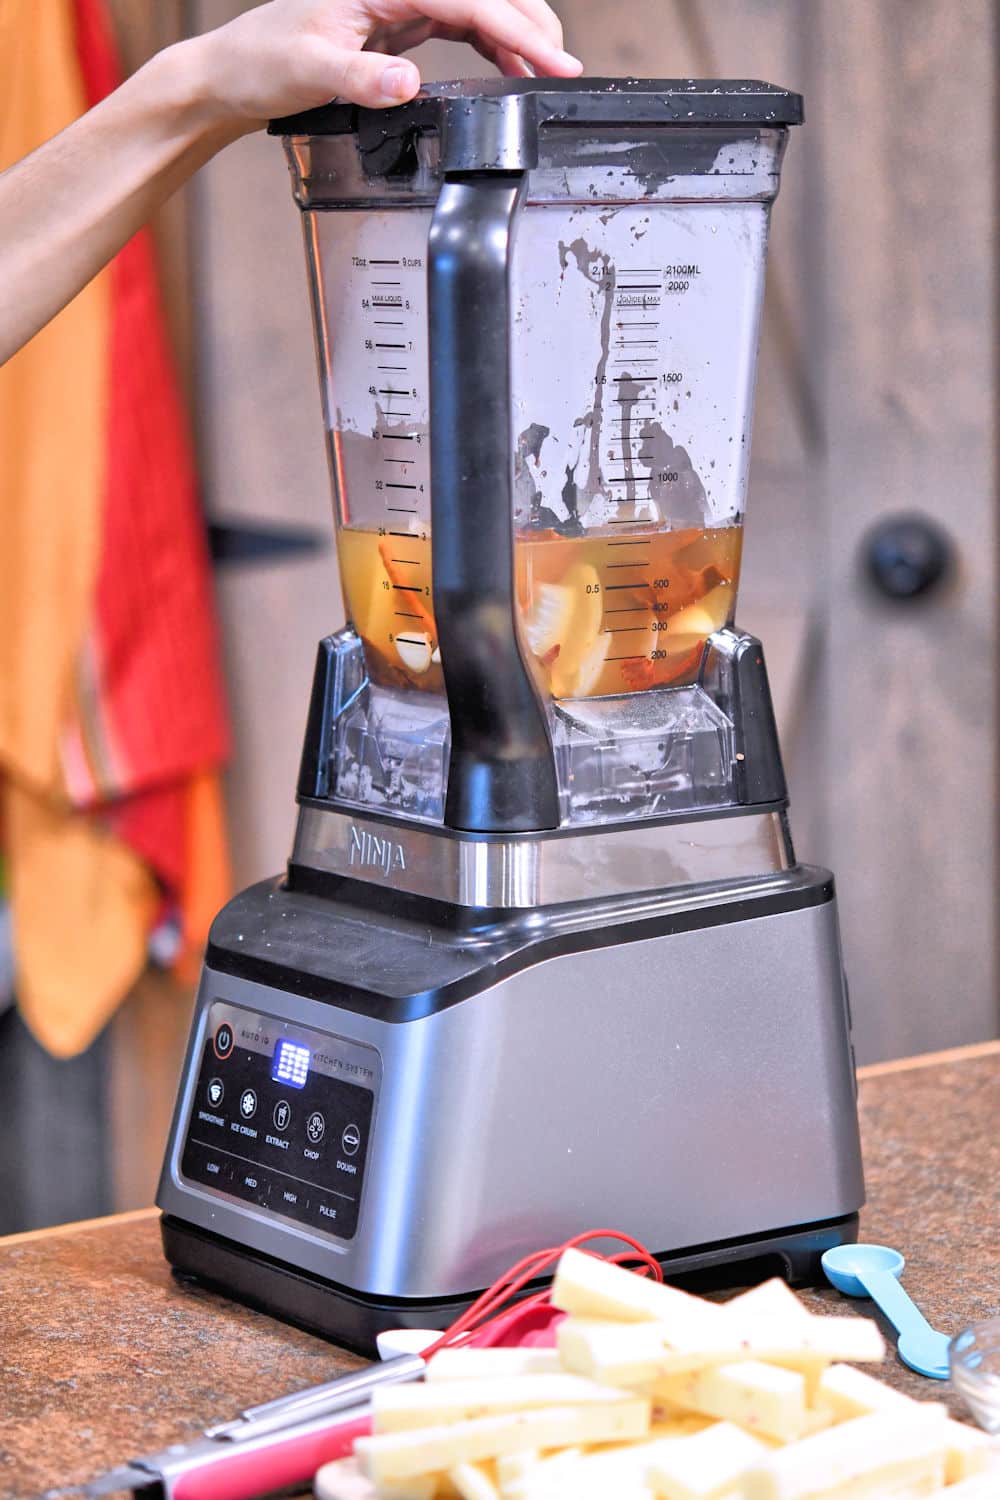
275 80 799 829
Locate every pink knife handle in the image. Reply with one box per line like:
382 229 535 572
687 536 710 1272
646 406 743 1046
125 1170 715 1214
171 1413 373 1500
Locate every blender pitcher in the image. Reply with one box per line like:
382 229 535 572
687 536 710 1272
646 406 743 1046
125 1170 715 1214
273 79 799 831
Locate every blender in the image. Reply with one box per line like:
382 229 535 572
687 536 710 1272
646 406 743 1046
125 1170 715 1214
157 79 864 1352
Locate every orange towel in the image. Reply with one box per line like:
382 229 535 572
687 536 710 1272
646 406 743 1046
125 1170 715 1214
0 0 230 1056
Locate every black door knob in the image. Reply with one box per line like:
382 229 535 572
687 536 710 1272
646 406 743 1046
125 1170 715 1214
863 514 953 601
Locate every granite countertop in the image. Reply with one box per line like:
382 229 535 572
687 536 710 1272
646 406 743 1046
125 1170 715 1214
1 1042 997 1499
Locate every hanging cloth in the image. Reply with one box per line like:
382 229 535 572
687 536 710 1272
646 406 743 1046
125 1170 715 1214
0 0 231 1057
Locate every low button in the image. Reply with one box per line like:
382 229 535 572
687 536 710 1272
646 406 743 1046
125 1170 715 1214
306 1111 326 1145
239 1088 258 1120
273 1100 292 1132
341 1123 361 1157
206 1078 224 1109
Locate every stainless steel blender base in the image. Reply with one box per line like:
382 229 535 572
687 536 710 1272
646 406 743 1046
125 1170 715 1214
157 866 864 1349
160 1211 860 1358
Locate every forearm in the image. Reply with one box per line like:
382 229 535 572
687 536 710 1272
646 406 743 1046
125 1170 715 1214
0 37 237 366
0 1 580 368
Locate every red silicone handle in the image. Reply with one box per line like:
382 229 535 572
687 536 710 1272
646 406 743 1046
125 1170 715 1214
171 1413 372 1500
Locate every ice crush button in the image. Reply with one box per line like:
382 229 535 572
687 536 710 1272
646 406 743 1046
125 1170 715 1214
239 1088 258 1120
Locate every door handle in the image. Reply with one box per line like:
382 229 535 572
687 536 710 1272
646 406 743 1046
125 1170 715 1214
862 513 953 601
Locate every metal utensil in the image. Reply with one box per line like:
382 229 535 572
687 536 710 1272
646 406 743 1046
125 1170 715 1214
80 1354 424 1498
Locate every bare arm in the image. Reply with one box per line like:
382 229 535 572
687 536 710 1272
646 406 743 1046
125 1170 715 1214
0 0 581 367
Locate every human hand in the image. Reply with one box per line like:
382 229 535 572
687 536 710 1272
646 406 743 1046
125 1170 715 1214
193 0 582 131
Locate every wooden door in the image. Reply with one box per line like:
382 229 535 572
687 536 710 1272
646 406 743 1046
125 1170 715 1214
560 0 998 1060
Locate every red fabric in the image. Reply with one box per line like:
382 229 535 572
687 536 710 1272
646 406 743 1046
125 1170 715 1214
72 0 229 896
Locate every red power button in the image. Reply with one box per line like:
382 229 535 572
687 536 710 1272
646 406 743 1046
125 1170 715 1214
213 1022 235 1060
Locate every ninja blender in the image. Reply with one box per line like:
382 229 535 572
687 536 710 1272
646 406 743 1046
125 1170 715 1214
158 79 864 1352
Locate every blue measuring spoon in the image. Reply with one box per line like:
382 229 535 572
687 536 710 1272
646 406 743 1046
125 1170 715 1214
821 1244 951 1379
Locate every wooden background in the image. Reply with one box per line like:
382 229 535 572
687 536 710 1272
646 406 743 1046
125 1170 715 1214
98 0 999 1212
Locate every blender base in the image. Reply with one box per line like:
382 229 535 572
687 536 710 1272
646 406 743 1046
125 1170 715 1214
161 1211 861 1357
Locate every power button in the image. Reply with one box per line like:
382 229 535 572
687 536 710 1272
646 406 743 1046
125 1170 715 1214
213 1022 235 1060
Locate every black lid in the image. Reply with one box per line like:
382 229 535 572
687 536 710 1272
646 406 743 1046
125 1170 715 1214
269 76 803 141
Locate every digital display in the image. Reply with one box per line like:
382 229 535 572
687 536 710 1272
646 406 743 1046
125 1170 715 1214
271 1039 310 1089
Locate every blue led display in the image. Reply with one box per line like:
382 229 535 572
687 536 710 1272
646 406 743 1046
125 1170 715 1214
271 1038 310 1089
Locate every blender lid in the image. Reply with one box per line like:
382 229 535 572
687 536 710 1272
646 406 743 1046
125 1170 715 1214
269 78 802 171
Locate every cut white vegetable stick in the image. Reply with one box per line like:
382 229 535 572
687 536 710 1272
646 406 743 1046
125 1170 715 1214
739 1409 949 1500
313 1455 379 1500
811 1363 918 1421
558 1314 882 1387
558 1317 670 1386
426 1350 562 1382
314 1457 446 1500
929 1468 1000 1499
726 1281 811 1326
646 1420 770 1500
659 1316 886 1375
941 1419 993 1482
372 1374 631 1433
447 1462 499 1500
655 1360 825 1444
552 1249 730 1332
355 1399 651 1484
495 1450 539 1495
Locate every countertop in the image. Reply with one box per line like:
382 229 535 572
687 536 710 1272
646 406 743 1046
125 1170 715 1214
1 1041 997 1499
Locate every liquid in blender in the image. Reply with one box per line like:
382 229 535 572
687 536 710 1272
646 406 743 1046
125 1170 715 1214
337 523 743 700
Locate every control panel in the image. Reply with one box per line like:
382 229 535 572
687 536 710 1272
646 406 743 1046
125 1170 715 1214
179 1001 377 1241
